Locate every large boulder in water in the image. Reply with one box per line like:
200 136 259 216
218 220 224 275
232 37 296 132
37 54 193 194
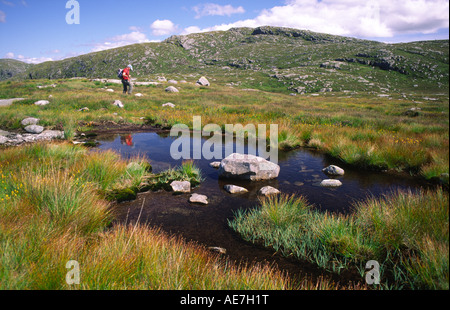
218 153 280 181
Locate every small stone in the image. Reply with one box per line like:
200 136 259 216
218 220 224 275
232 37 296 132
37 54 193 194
112 100 124 108
320 179 343 187
78 107 89 112
21 117 40 126
170 181 191 193
196 76 210 86
34 100 50 106
135 93 144 97
224 185 248 194
106 89 115 92
322 165 345 176
258 186 281 196
165 86 179 93
24 125 44 134
189 193 208 205
209 162 221 168
162 102 176 108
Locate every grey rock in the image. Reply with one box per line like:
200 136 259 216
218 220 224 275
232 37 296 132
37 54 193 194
0 135 9 144
168 79 178 84
0 98 25 107
21 117 40 126
320 179 343 187
112 100 124 108
34 100 50 106
196 76 210 86
24 125 44 134
162 102 176 108
258 186 281 196
170 181 191 193
322 165 345 176
224 185 248 194
189 193 208 205
209 161 221 169
218 153 280 181
165 86 179 93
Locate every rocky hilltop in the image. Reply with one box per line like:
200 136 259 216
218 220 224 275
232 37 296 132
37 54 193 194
2 26 449 94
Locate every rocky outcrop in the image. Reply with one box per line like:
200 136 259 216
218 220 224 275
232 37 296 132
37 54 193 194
0 130 65 146
218 153 280 181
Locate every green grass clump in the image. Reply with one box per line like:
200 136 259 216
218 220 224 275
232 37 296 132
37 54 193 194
229 189 449 289
145 160 203 191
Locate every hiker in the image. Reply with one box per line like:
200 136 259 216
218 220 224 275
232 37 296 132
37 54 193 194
121 64 133 94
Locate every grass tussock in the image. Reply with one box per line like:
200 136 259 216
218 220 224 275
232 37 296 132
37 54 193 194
229 189 449 290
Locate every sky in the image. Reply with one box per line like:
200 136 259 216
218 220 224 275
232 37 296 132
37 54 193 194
0 0 449 64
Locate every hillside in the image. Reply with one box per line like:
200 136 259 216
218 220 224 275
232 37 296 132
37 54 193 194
0 59 33 81
4 26 450 94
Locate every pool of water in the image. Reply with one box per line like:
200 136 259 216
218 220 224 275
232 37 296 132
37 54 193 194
98 131 428 213
96 131 431 283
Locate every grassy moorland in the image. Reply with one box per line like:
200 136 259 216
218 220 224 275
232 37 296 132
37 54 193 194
0 77 448 184
0 71 448 290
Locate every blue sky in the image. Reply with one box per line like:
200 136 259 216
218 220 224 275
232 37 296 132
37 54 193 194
0 0 448 64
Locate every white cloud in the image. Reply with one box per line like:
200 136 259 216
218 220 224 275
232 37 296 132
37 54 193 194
184 0 449 38
91 31 151 52
150 19 179 36
0 10 6 23
193 3 245 19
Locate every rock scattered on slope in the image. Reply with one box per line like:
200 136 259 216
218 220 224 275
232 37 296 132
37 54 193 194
196 76 210 86
34 100 50 106
165 86 179 93
21 117 40 126
24 125 44 134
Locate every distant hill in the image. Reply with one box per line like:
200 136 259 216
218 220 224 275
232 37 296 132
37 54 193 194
0 59 33 81
3 26 449 94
